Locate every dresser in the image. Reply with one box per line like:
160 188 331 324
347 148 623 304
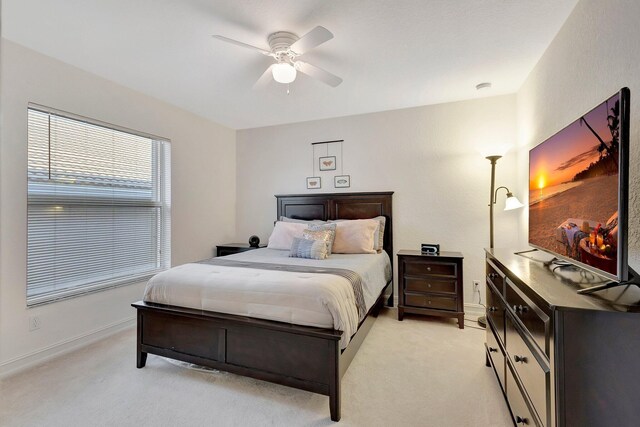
397 250 464 328
216 243 266 257
485 249 640 426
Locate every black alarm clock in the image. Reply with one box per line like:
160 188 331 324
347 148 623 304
248 235 260 248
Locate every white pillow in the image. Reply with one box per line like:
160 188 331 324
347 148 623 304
280 216 326 225
331 217 386 252
267 221 307 250
332 219 378 254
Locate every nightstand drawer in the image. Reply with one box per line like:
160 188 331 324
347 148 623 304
405 277 456 294
404 261 457 277
405 293 457 311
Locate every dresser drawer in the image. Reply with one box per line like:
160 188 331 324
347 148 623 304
506 315 548 425
486 259 505 293
507 363 540 426
506 279 549 355
405 277 457 294
405 293 457 311
404 260 457 277
486 281 506 345
487 322 505 392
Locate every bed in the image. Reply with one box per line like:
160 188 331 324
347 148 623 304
132 192 394 421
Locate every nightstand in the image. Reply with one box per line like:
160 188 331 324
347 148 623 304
397 250 464 329
216 243 266 257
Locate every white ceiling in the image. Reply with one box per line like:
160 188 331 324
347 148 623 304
2 0 578 129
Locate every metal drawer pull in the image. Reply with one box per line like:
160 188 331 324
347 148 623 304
514 355 528 364
488 306 498 312
427 283 431 288
489 272 498 280
426 267 431 271
513 304 529 314
488 347 498 353
515 415 529 425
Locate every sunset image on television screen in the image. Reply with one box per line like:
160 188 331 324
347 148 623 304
529 92 620 276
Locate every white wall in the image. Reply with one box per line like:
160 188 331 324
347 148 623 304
237 95 520 306
0 40 236 375
517 0 640 272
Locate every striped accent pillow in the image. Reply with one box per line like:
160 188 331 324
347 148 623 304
306 223 337 254
289 237 329 260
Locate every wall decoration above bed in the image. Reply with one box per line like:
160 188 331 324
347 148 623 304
306 176 321 189
310 139 350 190
334 175 350 188
319 155 336 171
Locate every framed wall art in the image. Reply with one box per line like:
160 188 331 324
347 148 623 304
306 177 321 189
334 175 350 188
319 156 336 171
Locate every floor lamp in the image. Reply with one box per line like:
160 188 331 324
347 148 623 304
479 155 524 328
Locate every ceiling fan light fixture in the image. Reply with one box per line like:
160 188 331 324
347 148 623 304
272 62 297 84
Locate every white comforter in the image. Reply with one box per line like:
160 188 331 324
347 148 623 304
143 248 391 348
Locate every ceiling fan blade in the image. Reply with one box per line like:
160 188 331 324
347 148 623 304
253 64 275 89
212 35 271 56
296 61 343 87
290 26 333 54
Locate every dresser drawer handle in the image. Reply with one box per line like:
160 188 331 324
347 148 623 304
427 283 432 288
426 267 431 272
513 304 529 314
489 272 498 280
515 415 529 425
488 347 498 353
514 355 528 364
488 306 497 312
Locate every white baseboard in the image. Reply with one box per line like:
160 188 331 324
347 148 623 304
464 303 485 321
0 316 135 379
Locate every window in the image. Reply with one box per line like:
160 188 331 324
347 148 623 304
27 105 170 306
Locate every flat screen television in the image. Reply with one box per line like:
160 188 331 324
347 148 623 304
528 88 631 284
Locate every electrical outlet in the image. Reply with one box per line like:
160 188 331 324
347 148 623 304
473 280 480 289
29 316 41 331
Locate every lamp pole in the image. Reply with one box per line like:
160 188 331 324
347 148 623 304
487 155 501 249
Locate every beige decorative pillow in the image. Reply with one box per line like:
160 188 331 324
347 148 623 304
332 219 378 254
303 228 335 255
307 223 337 254
371 216 386 252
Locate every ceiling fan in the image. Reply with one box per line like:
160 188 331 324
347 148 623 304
212 26 343 88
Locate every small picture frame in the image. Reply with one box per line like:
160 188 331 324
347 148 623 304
334 175 350 188
319 156 337 171
306 177 321 189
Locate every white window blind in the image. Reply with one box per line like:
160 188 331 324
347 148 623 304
27 106 171 306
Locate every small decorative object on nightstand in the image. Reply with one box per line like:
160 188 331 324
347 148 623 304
216 243 266 257
248 235 261 248
397 250 464 329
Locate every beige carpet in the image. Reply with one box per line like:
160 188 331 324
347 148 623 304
0 309 512 426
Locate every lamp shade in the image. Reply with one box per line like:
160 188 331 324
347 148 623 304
504 194 524 211
272 63 297 84
479 143 511 159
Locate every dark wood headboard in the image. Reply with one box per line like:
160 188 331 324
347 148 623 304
275 192 394 264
